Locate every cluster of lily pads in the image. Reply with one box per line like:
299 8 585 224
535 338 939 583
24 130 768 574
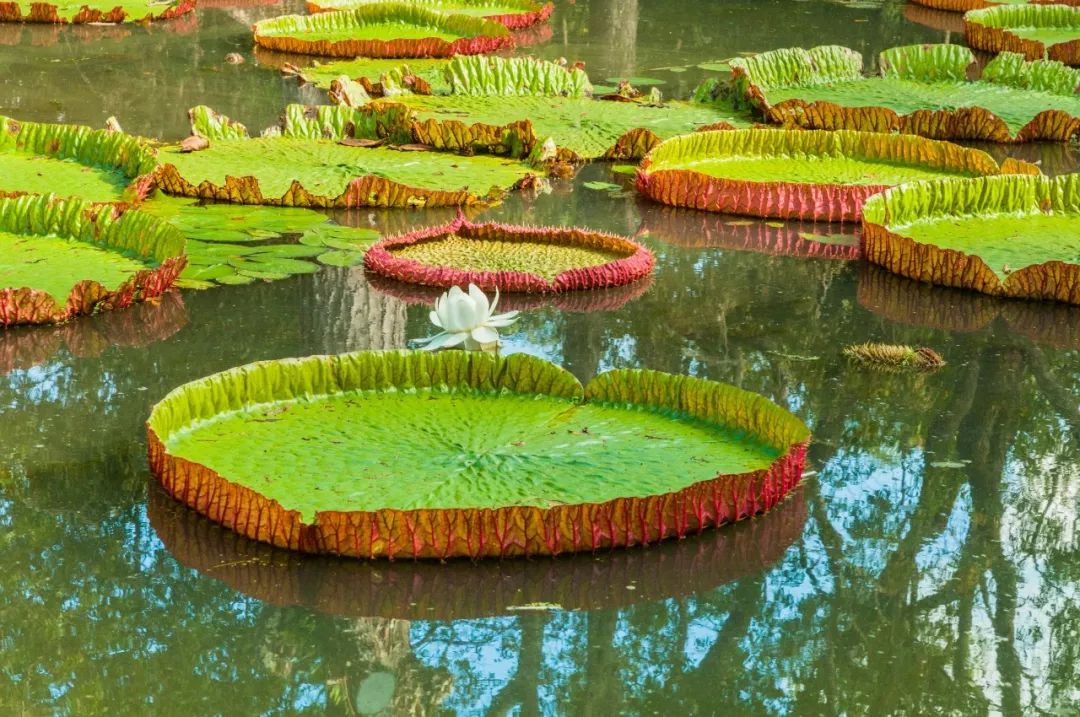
4 0 1080 561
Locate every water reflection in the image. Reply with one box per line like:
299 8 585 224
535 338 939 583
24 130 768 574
0 0 1078 713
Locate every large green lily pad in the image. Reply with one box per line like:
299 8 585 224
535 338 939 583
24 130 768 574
0 116 156 202
147 351 809 559
305 0 553 30
329 55 751 160
635 129 1030 222
965 4 1080 65
730 44 1080 142
0 0 193 23
862 173 1080 304
0 194 186 326
253 3 512 58
156 105 535 208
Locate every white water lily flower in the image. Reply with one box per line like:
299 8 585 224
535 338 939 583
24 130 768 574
416 284 519 351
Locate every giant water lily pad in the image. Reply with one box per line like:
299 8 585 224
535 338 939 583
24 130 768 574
155 106 535 208
862 174 1080 304
0 116 156 201
965 4 1080 65
909 0 1078 11
0 194 186 326
730 44 1080 142
333 56 751 160
147 351 810 559
148 478 806 617
0 0 193 23
253 3 512 58
364 214 654 292
305 0 553 30
634 129 1032 222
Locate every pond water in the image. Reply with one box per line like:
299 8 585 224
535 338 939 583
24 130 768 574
1 0 1079 714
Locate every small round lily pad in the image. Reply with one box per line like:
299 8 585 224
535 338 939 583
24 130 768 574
635 129 1036 222
862 173 1080 305
363 214 654 293
147 351 810 559
253 3 513 58
0 194 186 327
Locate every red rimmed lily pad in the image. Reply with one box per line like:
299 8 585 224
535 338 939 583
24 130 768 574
363 214 654 293
965 4 1080 65
305 0 553 30
146 350 810 560
730 44 1080 142
862 173 1080 305
253 3 513 58
0 115 157 202
0 194 187 327
634 129 1033 222
0 0 193 23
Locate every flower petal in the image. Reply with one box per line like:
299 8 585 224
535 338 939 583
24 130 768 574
421 331 467 351
429 310 443 329
468 283 490 319
471 325 499 345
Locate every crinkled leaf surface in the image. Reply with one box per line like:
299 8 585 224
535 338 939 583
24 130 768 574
309 0 546 19
380 94 750 159
390 233 627 281
0 232 151 303
156 352 792 520
0 153 130 203
158 138 532 198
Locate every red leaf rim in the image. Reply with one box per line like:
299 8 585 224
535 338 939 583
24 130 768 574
363 214 655 293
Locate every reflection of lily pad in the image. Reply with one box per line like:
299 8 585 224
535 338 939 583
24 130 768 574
0 291 187 376
156 106 535 208
965 4 1080 65
0 0 193 23
0 115 156 202
862 174 1080 304
253 3 512 58
635 129 1033 221
147 350 810 559
305 0 553 30
147 476 806 617
0 194 186 326
364 214 654 292
731 44 1080 142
